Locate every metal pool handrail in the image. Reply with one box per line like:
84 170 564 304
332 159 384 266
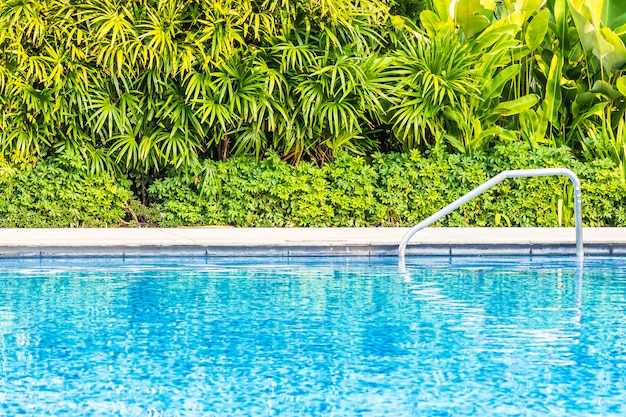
398 168 583 260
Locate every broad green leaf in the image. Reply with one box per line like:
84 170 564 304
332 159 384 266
601 27 626 69
542 52 564 127
568 0 625 72
591 80 622 99
568 0 596 54
568 0 596 25
615 22 626 36
591 28 621 70
420 10 443 37
480 0 496 9
568 0 626 46
514 0 544 14
482 64 521 100
504 10 526 27
602 0 626 30
616 77 626 96
465 15 491 38
432 0 451 21
474 23 520 50
547 0 569 47
498 0 515 12
584 0 604 27
454 0 485 27
520 108 550 146
570 102 608 131
576 91 595 106
495 94 539 115
525 9 550 51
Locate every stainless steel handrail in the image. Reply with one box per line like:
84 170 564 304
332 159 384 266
398 168 583 260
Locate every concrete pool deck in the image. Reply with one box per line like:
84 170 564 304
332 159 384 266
0 227 624 257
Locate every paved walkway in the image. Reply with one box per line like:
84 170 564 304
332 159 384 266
0 227 624 257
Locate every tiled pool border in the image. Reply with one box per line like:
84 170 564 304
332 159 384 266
0 227 624 257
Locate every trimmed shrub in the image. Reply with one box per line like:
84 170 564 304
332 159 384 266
148 144 626 227
0 156 134 227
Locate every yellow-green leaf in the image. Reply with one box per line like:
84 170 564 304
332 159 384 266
616 77 626 96
524 9 550 51
496 94 539 115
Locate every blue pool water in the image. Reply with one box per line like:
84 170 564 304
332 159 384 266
0 256 625 416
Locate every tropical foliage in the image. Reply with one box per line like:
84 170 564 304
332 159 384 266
2 0 626 164
0 0 396 173
0 153 132 227
147 144 626 227
2 144 625 227
1 0 626 227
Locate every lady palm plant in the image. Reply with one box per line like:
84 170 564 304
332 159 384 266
384 28 480 150
383 13 538 154
0 0 399 173
17 0 626 182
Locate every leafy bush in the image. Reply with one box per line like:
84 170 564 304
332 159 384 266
148 152 335 226
0 156 134 227
1 145 624 228
148 144 626 228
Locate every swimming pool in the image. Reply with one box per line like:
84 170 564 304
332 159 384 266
0 256 625 416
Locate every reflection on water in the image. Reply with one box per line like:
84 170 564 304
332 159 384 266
0 257 625 416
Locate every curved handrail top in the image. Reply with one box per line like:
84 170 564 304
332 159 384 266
398 168 583 261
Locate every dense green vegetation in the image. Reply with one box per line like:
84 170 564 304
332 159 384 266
148 143 626 227
2 143 625 227
1 0 625 227
0 156 132 227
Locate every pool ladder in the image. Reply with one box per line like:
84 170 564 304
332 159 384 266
398 168 583 261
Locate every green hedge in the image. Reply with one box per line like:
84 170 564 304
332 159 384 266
148 143 626 228
0 156 133 227
1 144 624 228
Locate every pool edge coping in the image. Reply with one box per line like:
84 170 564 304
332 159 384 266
0 227 625 257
